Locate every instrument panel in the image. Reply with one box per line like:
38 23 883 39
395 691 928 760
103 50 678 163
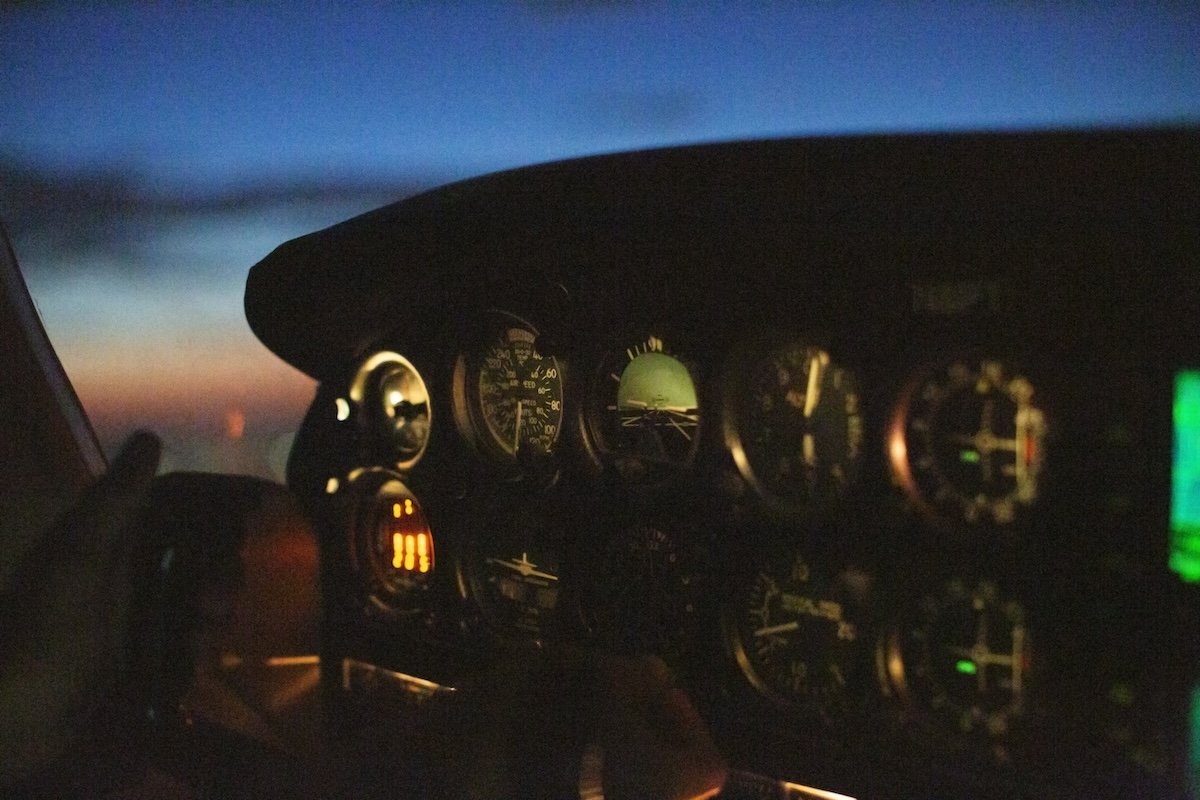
298 311 1189 798
255 131 1200 799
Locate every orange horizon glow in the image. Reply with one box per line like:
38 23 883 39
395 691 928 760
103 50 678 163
55 331 315 440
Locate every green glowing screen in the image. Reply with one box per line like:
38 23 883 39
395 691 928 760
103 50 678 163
1191 684 1200 797
1172 371 1200 583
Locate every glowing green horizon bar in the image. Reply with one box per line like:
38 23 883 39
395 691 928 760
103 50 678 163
1172 371 1200 583
955 659 977 676
960 450 981 464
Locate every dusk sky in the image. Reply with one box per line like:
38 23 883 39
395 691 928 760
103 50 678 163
2 3 1198 478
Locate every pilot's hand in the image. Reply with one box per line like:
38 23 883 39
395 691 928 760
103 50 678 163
593 652 726 800
417 647 726 800
0 431 161 783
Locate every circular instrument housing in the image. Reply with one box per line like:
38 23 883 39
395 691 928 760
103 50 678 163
585 333 701 485
889 358 1047 526
581 522 702 666
349 351 432 470
461 508 565 641
453 311 565 474
880 577 1032 746
727 546 874 721
724 338 864 516
349 473 436 614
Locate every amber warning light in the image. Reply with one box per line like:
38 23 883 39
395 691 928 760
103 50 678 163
387 498 434 574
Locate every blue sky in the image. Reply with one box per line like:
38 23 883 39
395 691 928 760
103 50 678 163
2 2 1198 476
6 4 1198 187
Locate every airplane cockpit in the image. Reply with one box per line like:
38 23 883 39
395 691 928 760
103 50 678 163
234 129 1200 798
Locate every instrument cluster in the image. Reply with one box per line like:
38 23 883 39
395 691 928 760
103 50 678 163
320 304 1071 760
341 310 1052 529
260 132 1199 798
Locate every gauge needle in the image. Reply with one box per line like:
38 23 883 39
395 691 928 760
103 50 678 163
666 415 694 440
487 553 558 582
947 645 1015 667
952 432 1018 453
803 354 822 418
513 399 523 450
754 621 799 637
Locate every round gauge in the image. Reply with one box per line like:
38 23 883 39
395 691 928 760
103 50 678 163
725 341 863 513
352 476 436 612
454 313 565 465
587 334 701 484
729 549 873 720
582 523 700 664
889 358 1048 525
881 578 1031 741
349 352 432 470
464 512 564 639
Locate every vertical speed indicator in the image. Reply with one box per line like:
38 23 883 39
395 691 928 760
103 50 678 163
728 548 874 722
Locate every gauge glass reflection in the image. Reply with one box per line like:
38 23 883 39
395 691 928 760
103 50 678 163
727 341 863 513
350 352 432 470
378 362 432 463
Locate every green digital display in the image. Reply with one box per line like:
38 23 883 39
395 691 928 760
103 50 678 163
1172 371 1200 583
1191 684 1200 798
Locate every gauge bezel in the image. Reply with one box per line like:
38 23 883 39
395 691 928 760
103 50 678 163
451 310 566 477
348 351 432 471
722 334 864 518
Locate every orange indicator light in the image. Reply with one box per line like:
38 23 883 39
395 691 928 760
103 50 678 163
378 481 435 577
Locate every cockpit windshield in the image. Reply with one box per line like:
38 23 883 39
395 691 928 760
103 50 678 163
3 4 1198 478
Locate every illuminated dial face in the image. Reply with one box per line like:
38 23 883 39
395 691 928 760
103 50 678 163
731 550 872 721
467 514 563 639
477 324 564 456
883 578 1031 742
892 359 1047 525
591 335 700 483
356 479 435 611
730 342 863 512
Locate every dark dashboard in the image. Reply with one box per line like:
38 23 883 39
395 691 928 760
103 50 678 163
246 130 1200 798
